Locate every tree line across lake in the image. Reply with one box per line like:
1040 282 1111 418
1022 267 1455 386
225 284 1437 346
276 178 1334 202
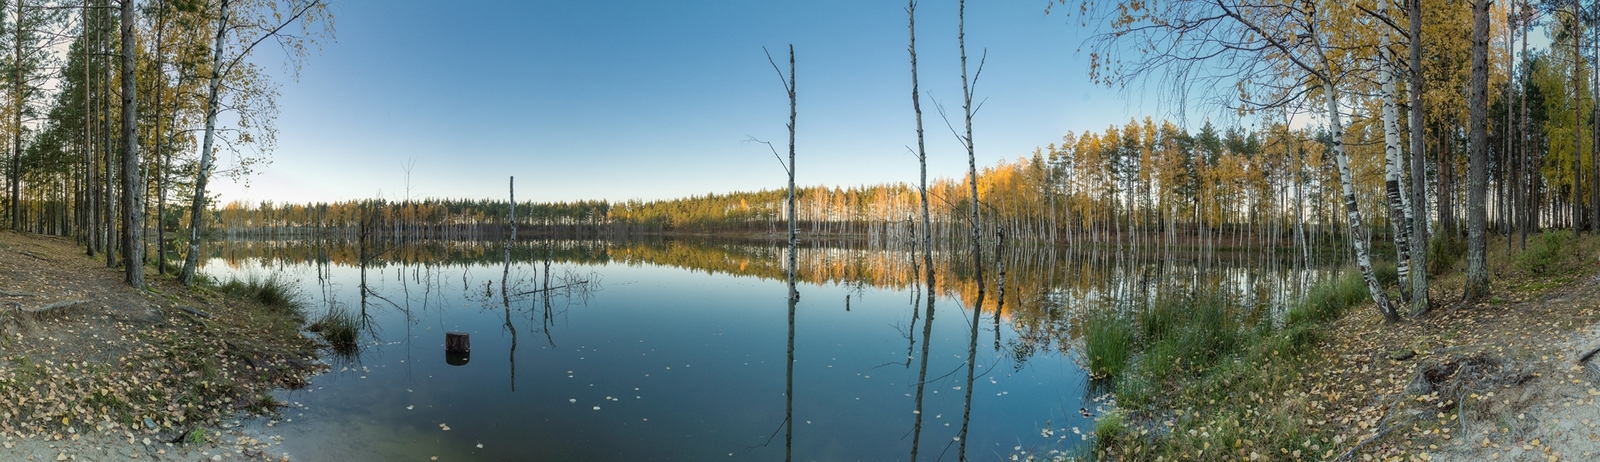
3 0 1600 321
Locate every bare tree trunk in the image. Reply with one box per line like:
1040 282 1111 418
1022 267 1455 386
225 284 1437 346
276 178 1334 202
120 0 144 288
1464 0 1491 300
780 45 796 462
180 0 231 287
959 0 985 304
1407 0 1430 314
908 0 933 288
783 45 797 302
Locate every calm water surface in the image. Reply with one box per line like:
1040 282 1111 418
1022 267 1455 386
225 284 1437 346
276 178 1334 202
199 239 1312 461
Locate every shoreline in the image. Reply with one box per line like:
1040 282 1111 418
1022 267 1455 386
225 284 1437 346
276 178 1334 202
0 230 326 461
1087 232 1600 461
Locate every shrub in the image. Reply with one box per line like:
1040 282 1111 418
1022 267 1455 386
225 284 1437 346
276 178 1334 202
1428 233 1467 275
1516 230 1570 274
1373 262 1398 287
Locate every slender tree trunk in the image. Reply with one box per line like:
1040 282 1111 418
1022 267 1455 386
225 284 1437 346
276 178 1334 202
1520 8 1531 248
120 0 144 288
1407 0 1431 314
1507 1 1518 256
783 45 797 302
101 0 117 269
1323 66 1399 322
179 0 231 286
83 1 96 258
7 0 16 231
1464 0 1491 300
959 0 985 305
780 46 796 462
1594 1 1600 233
909 0 934 289
1379 0 1411 303
154 1 171 275
1575 0 1586 232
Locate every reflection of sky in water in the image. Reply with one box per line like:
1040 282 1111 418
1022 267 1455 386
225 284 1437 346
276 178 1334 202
202 256 1095 461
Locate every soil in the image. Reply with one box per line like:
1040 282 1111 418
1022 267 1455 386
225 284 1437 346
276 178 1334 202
1307 236 1600 462
0 230 325 461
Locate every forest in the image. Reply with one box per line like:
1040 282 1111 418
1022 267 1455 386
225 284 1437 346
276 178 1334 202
0 0 1596 331
3 0 1600 460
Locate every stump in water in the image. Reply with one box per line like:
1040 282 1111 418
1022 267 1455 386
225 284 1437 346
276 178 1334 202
446 331 470 353
445 332 471 366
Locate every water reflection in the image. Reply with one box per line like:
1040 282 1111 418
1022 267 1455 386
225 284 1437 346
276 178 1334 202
198 236 1326 460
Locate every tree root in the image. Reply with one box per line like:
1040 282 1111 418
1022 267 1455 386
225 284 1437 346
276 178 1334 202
174 305 212 319
1336 397 1413 462
1578 345 1600 365
20 299 89 314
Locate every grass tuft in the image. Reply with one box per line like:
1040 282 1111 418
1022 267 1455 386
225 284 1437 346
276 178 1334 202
1083 309 1135 378
218 273 306 317
1286 267 1369 327
308 307 360 357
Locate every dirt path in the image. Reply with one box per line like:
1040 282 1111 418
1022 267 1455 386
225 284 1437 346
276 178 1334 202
1311 238 1600 462
0 231 324 461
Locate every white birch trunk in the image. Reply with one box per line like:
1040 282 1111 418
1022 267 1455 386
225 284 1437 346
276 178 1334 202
1325 70 1400 322
1378 0 1411 302
179 0 231 286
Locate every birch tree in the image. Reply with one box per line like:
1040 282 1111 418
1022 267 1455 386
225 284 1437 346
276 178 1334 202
1058 0 1401 321
178 0 330 286
1377 0 1413 304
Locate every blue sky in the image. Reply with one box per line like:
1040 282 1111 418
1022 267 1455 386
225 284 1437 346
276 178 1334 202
212 0 1170 205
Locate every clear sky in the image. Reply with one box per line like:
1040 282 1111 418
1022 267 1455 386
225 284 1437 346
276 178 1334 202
211 0 1169 205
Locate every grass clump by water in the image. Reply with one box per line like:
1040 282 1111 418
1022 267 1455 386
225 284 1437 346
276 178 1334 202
1088 269 1374 460
215 273 307 318
308 306 360 357
1083 309 1135 378
1286 268 1370 327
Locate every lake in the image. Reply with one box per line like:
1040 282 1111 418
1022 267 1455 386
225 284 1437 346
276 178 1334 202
197 237 1317 461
